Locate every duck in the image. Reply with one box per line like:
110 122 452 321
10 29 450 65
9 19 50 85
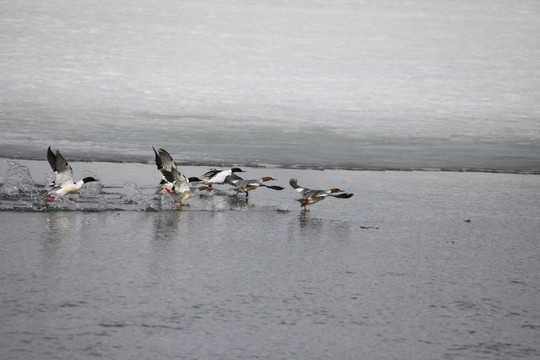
44 146 99 202
228 174 284 197
153 147 207 206
289 178 353 209
199 167 245 190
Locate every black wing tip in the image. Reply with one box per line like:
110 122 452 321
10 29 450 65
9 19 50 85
153 146 163 169
47 146 57 171
335 193 354 199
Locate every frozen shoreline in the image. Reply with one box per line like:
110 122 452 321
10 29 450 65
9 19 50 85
2 0 539 174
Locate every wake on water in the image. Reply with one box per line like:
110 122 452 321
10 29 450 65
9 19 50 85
0 160 292 212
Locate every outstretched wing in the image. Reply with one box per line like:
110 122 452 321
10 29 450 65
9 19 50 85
261 184 284 191
161 167 190 194
154 147 184 186
226 173 244 185
47 147 73 186
160 169 176 184
304 189 328 200
153 147 164 171
289 178 307 195
331 192 354 199
157 148 178 173
200 168 221 181
207 169 233 185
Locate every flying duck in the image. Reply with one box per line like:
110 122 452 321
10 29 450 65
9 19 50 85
199 167 245 190
289 178 353 209
153 147 206 206
227 174 284 197
44 146 98 202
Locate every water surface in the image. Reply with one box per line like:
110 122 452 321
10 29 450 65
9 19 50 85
1 161 539 359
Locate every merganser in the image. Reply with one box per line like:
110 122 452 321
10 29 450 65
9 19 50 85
153 147 206 206
228 175 284 197
289 178 353 210
199 167 245 190
44 147 98 202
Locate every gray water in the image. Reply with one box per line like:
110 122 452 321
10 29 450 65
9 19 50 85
1 0 540 172
1 159 539 359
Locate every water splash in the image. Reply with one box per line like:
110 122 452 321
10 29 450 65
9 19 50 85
121 183 155 210
41 197 81 211
0 160 36 196
157 192 180 211
78 178 103 198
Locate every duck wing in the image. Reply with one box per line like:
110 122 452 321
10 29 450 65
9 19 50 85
330 192 354 199
47 147 74 186
156 148 178 173
153 147 164 171
206 169 231 184
260 184 285 191
154 147 184 187
289 178 308 195
303 189 329 200
161 167 190 194
200 168 221 181
233 179 254 190
225 173 244 185
171 168 190 193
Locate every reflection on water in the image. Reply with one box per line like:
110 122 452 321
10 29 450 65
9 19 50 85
39 212 82 276
43 212 78 242
199 190 251 211
287 211 356 244
297 211 325 231
152 210 191 241
297 211 320 225
0 189 538 360
229 195 249 208
0 162 538 360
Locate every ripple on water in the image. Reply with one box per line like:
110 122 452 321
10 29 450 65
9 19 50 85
446 342 538 359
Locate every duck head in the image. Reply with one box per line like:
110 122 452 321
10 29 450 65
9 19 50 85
83 177 99 183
